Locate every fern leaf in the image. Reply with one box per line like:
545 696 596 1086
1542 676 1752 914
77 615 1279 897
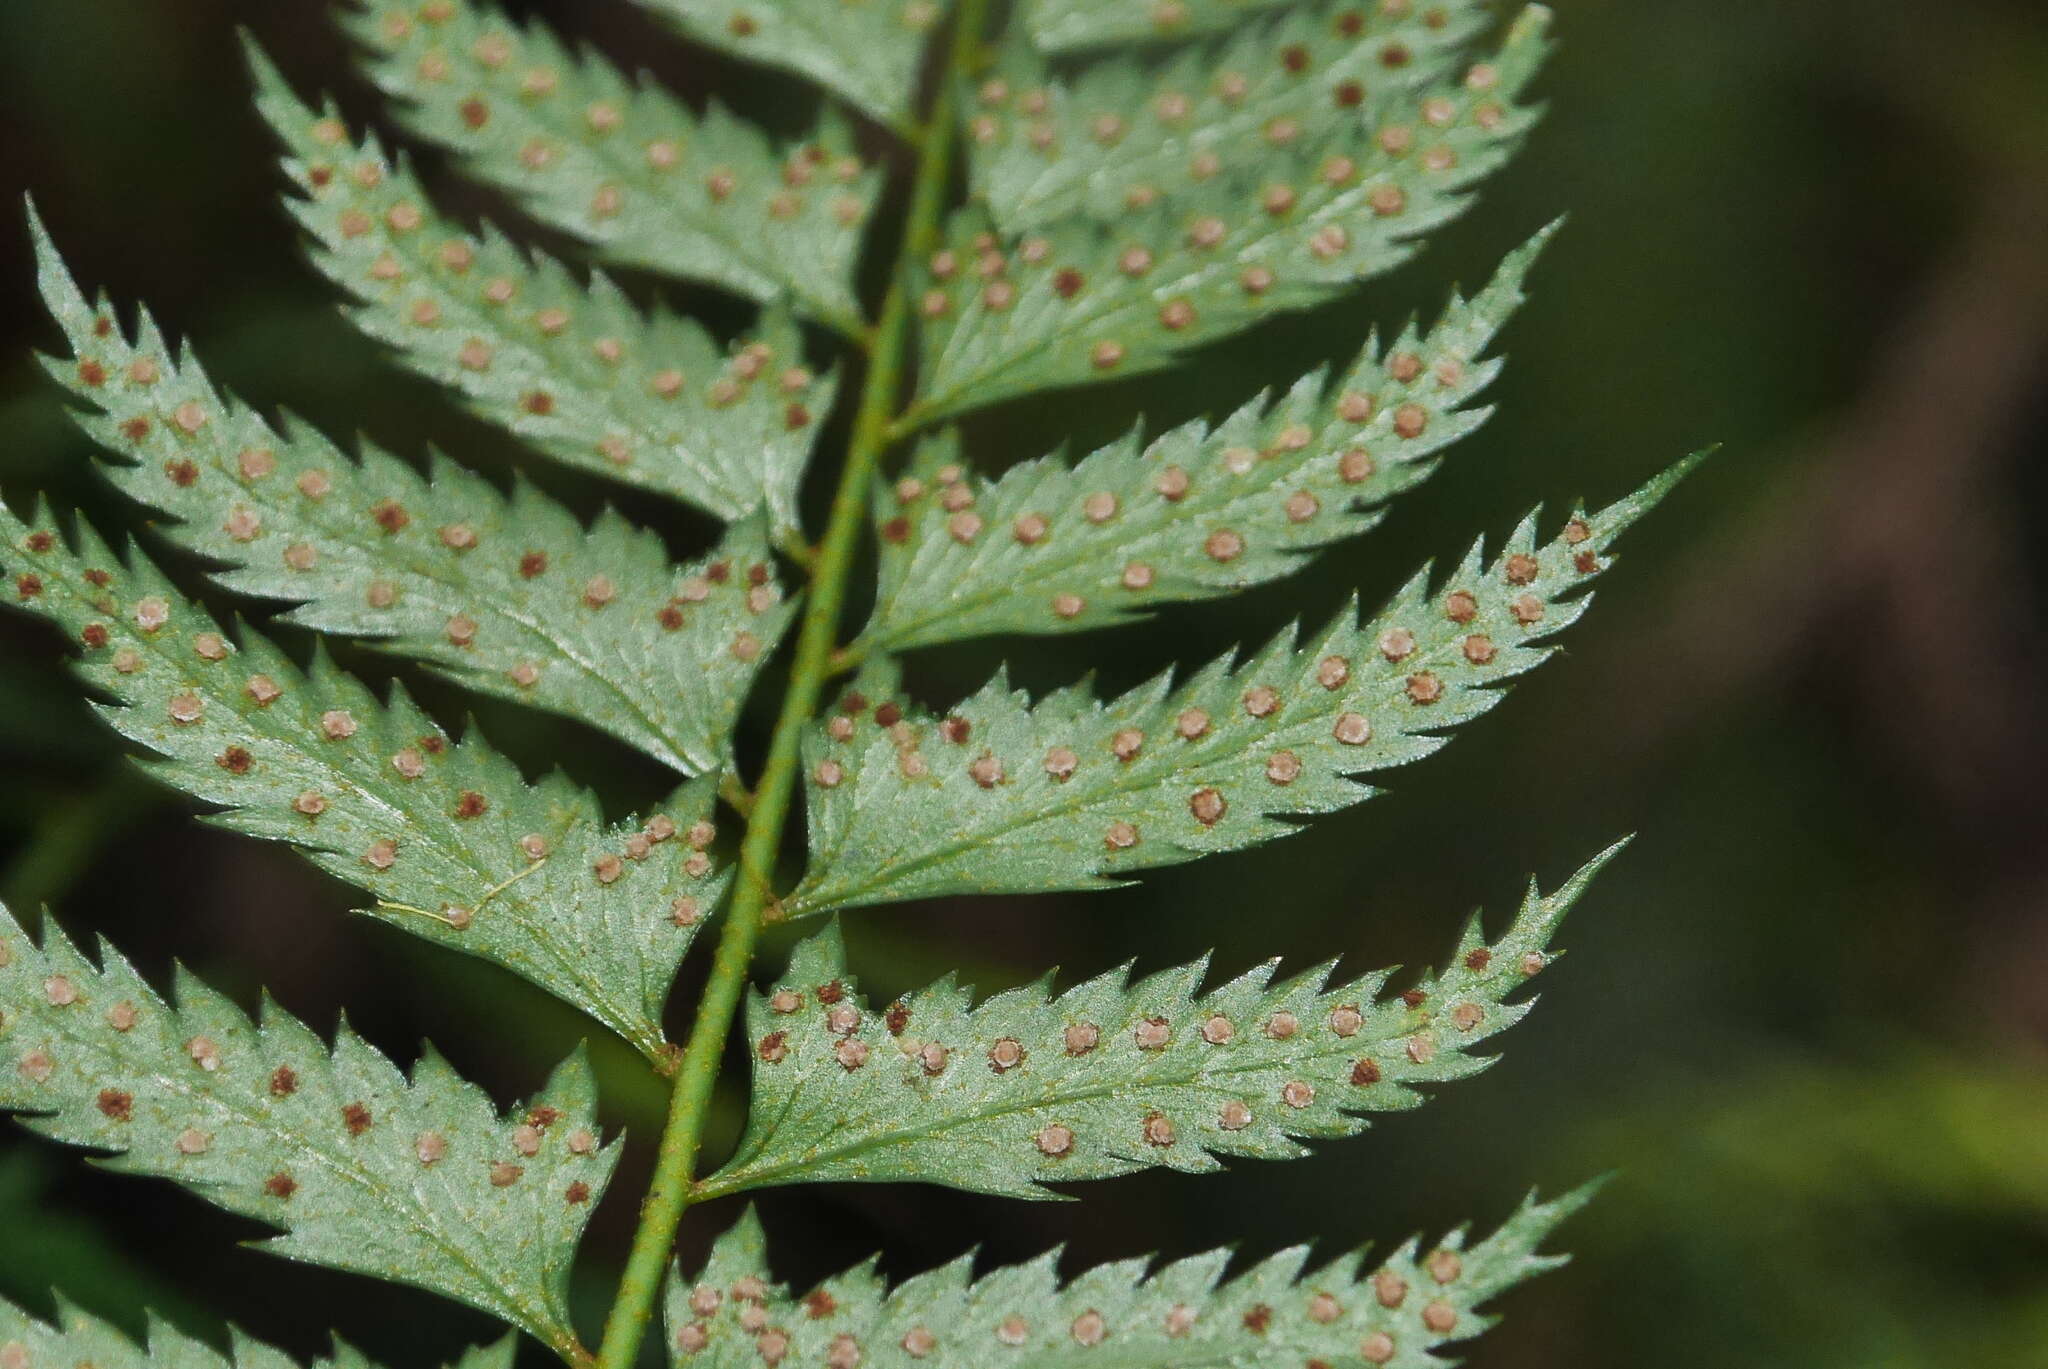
0 1298 513 1369
974 1 1489 231
664 1194 1587 1365
341 2 879 336
1025 0 1303 52
247 59 836 534
866 229 1545 650
34 223 794 779
703 849 1610 1200
909 7 1549 422
0 507 728 1062
629 0 950 133
793 461 1691 914
0 909 616 1354
35 223 791 776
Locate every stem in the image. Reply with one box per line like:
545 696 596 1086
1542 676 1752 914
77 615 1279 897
590 8 985 1364
716 771 755 818
883 400 939 445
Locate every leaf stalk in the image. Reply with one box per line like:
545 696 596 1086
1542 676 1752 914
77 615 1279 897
589 2 987 1362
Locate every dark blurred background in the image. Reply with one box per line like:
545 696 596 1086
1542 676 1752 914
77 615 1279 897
3 1 2046 1365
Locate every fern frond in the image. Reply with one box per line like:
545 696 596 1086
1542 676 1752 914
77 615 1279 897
909 7 1549 422
248 58 836 534
629 0 950 133
865 229 1546 650
0 908 616 1354
33 221 795 778
0 1298 513 1369
1025 0 1304 52
974 0 1488 231
792 462 1690 914
0 507 728 1061
663 1194 1588 1365
703 849 1610 1200
341 1 879 336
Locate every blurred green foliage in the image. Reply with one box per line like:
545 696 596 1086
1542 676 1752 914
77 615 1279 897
0 1 2043 1366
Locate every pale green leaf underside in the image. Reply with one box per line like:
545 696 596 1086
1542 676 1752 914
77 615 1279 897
705 848 1613 1199
1025 0 1302 52
0 507 729 1062
665 1194 1588 1366
977 0 1490 231
250 55 836 535
866 228 1546 650
345 0 880 336
34 221 796 779
0 908 616 1354
794 461 1693 915
0 1294 515 1369
631 0 952 132
910 7 1550 421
